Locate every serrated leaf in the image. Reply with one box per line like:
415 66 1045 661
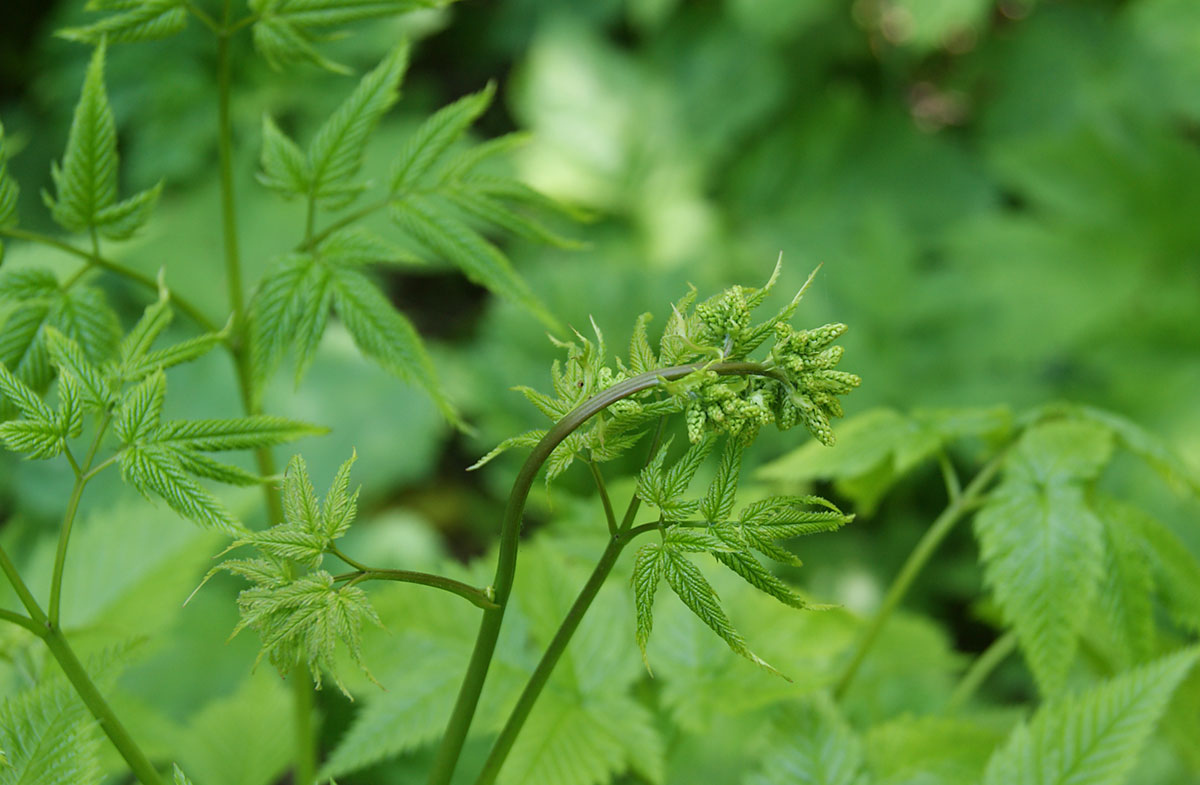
1094 498 1157 666
322 450 359 540
121 443 244 534
248 253 316 391
57 374 84 438
283 453 321 531
0 419 64 459
981 648 1199 785
153 415 325 451
115 367 165 443
58 0 187 44
307 43 409 205
249 0 441 73
242 524 328 567
174 450 266 486
701 438 744 523
175 674 292 785
258 114 310 197
974 475 1104 696
119 286 173 365
329 265 460 424
662 434 716 501
173 764 195 785
0 121 18 227
1129 508 1200 635
44 326 112 410
0 361 55 423
1076 404 1200 497
46 42 117 232
390 84 495 192
316 226 425 267
0 678 101 785
632 543 664 672
391 194 556 329
660 546 780 676
121 330 225 382
94 180 161 239
711 550 808 610
441 185 581 249
468 428 547 470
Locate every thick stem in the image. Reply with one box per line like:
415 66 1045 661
291 671 317 785
473 536 627 785
42 626 167 785
946 630 1017 713
427 363 766 785
832 452 1007 699
0 608 42 636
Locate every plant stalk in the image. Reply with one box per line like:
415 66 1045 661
42 626 167 785
832 451 1007 699
946 629 1017 713
332 568 499 610
427 363 769 785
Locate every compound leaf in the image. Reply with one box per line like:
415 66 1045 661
259 114 311 198
115 367 166 444
153 415 326 452
58 0 187 44
121 443 244 534
390 84 494 192
981 648 1199 785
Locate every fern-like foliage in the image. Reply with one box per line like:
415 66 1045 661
43 42 162 239
250 0 455 73
474 261 860 480
973 419 1114 695
981 648 1199 785
58 0 189 45
632 436 851 675
206 453 382 696
249 47 574 420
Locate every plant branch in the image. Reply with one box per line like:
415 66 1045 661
832 450 1008 699
938 449 961 503
333 568 499 610
0 227 218 332
946 630 1017 713
586 458 618 536
49 414 111 626
300 196 390 251
0 608 42 636
427 363 772 785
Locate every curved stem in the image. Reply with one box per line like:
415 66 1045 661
427 364 766 785
832 451 1008 699
333 568 499 610
0 608 42 636
946 630 1017 713
473 537 626 785
0 227 218 332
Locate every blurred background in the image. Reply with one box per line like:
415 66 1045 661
1 0 1199 781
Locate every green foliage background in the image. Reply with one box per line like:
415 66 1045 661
2 1 1199 784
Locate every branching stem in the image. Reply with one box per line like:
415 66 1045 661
50 414 111 627
332 568 499 610
427 365 768 785
586 458 618 536
946 630 1017 712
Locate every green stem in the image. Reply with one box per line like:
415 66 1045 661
332 568 499 610
473 536 627 785
215 23 244 340
291 671 316 785
0 544 164 784
300 196 390 251
50 415 112 626
832 451 1007 699
42 626 167 785
586 458 618 536
0 227 217 332
0 608 42 636
427 367 754 785
946 630 1017 713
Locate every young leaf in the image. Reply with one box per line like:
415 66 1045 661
120 331 225 382
440 185 582 249
46 42 118 232
322 450 360 540
44 326 112 411
390 84 495 192
247 254 316 391
0 121 18 227
0 361 56 424
119 285 174 365
391 194 557 329
0 418 65 459
307 42 409 205
153 415 326 452
660 546 780 676
259 114 311 198
329 265 460 424
93 181 162 240
627 312 657 376
981 648 1199 785
121 443 245 534
701 438 744 523
58 0 188 44
710 550 809 610
632 543 664 672
115 368 166 444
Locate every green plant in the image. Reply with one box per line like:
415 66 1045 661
4 3 1200 785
